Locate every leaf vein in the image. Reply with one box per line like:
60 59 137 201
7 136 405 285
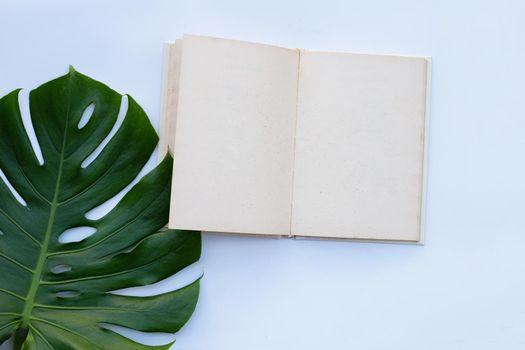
0 287 26 301
0 207 41 246
0 320 19 333
34 304 139 312
57 165 113 206
48 187 168 258
16 163 52 205
28 324 55 350
0 252 34 273
41 257 158 285
48 213 144 257
30 317 105 349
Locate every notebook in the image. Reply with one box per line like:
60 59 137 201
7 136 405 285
159 34 430 243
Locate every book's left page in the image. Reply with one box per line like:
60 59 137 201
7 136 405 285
168 35 300 235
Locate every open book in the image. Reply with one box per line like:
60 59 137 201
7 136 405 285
159 34 430 243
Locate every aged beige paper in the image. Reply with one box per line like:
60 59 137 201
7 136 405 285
291 51 428 241
168 35 300 235
162 34 430 242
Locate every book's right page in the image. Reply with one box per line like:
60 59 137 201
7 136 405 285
291 51 429 241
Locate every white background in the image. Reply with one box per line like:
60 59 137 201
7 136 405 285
1 0 525 349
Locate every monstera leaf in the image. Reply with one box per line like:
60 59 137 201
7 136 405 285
0 68 201 349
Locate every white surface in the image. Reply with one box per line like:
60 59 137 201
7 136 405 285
1 1 525 349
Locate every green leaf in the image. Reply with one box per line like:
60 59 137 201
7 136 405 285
0 68 201 349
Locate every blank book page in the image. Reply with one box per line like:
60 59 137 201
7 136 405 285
169 35 299 235
291 51 428 241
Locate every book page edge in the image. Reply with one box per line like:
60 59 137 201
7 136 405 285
158 41 173 161
417 57 432 246
158 40 182 162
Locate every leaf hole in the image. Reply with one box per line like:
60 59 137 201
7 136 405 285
84 149 158 221
110 262 202 297
0 168 28 206
58 226 97 244
78 102 95 129
0 337 13 348
56 290 80 299
81 95 128 169
18 89 44 165
99 323 175 347
51 264 72 274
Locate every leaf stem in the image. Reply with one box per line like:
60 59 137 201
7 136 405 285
20 79 71 335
